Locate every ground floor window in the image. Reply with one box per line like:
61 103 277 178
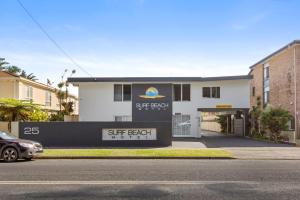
114 115 132 122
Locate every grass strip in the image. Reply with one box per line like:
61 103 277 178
41 149 233 158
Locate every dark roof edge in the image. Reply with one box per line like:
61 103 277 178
249 40 300 69
68 75 252 83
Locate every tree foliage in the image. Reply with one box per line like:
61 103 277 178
216 115 228 133
0 98 48 122
0 58 38 81
260 107 291 142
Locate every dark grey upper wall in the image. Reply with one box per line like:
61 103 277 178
68 75 252 83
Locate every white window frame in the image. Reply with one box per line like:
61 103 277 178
24 85 33 100
45 91 52 107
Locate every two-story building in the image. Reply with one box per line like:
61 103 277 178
69 75 251 138
249 40 300 142
0 71 78 114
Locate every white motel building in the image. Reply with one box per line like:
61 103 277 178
68 75 252 138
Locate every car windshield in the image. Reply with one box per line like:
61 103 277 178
0 131 17 140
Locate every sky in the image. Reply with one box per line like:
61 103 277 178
1 0 300 95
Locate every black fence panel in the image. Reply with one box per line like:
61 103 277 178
19 121 172 147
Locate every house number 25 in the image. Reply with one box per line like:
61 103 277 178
24 127 40 135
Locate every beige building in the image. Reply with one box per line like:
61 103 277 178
0 71 78 114
249 40 300 141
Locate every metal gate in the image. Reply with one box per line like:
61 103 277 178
172 114 191 136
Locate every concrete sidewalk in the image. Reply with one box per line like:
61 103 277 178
226 147 300 160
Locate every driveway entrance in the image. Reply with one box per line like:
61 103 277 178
172 130 299 159
198 108 249 137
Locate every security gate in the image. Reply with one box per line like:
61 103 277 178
172 114 191 136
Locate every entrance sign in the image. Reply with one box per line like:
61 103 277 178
102 128 157 140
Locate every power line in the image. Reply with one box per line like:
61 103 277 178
16 0 93 77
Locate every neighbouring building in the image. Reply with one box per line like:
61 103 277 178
249 40 300 142
0 71 78 114
68 75 251 138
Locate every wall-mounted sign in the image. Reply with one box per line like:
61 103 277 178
132 84 172 122
102 128 157 141
216 104 232 109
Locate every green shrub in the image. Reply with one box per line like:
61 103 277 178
261 107 292 142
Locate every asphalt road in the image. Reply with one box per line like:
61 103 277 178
1 159 300 200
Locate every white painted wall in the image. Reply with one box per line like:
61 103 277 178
78 83 131 121
173 80 250 137
76 79 250 137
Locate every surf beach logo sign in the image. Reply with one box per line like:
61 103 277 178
139 87 165 99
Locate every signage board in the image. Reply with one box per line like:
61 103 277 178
102 128 157 141
216 104 232 109
132 84 172 122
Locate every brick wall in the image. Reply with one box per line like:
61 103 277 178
295 45 300 138
250 44 300 139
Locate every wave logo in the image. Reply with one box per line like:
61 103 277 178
139 87 165 99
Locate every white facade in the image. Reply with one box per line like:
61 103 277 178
73 78 250 138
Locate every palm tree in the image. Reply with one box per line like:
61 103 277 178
0 98 37 121
4 65 22 74
20 70 38 81
0 58 9 70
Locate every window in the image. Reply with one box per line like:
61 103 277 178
264 64 269 79
173 84 181 101
211 87 220 98
114 115 132 122
123 85 131 101
173 84 190 101
45 91 52 106
114 84 132 101
182 84 191 101
287 117 295 130
252 87 255 97
203 87 220 98
202 87 211 98
264 89 270 104
24 86 33 100
263 63 270 105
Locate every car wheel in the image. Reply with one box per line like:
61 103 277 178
2 147 19 162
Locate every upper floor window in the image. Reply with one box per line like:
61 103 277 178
202 87 211 98
182 84 191 101
202 87 220 98
264 63 270 79
45 91 52 106
114 84 132 102
24 86 33 100
211 87 220 98
252 86 255 97
263 63 270 105
173 84 190 101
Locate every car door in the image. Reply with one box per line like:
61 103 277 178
0 136 5 151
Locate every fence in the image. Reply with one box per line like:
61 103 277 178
19 121 172 147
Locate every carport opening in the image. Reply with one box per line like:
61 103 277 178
198 108 249 137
